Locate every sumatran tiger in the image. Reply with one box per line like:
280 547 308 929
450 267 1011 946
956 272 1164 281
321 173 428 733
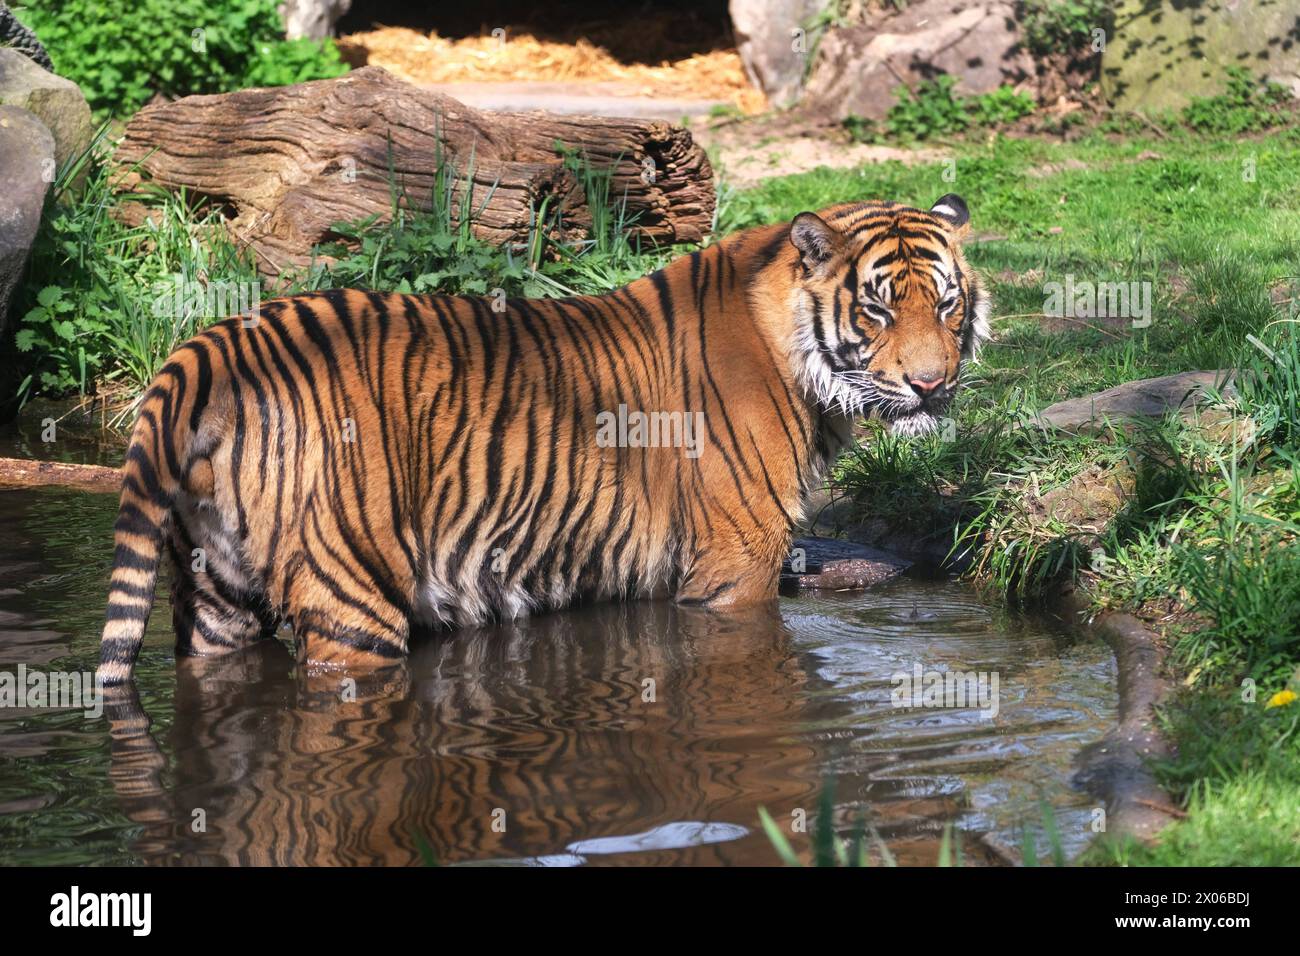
97 194 990 684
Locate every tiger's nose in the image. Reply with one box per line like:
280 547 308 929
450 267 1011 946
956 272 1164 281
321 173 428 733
905 373 945 398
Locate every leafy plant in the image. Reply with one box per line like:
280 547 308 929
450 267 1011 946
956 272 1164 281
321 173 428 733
12 126 264 407
1236 319 1300 453
240 34 349 89
968 85 1039 127
22 0 348 116
1018 0 1110 58
13 286 106 395
842 112 878 145
883 77 1035 141
1181 67 1295 135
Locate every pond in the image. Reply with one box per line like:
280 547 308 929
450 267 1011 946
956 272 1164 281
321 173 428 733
0 426 1116 866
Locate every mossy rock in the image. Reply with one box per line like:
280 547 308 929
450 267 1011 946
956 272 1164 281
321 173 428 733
1102 0 1300 111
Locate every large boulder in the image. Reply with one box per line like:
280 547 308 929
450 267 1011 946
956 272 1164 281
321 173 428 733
0 104 54 419
729 0 824 108
1103 0 1300 111
0 48 92 170
0 106 53 327
802 0 1034 120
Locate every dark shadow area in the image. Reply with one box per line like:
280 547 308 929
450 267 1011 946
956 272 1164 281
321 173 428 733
336 0 734 63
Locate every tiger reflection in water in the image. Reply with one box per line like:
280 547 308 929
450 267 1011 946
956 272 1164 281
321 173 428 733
105 602 824 865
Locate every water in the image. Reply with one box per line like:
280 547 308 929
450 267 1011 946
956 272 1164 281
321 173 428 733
0 479 1115 866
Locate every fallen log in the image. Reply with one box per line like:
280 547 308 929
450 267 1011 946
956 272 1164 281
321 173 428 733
114 66 715 281
0 457 121 493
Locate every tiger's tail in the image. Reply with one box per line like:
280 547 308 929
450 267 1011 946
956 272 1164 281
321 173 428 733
97 369 200 686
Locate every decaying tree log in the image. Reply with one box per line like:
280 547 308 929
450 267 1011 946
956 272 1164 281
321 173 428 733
0 457 120 493
114 66 715 281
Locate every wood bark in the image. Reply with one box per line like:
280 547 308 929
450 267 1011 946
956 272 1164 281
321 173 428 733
114 66 715 281
0 457 120 493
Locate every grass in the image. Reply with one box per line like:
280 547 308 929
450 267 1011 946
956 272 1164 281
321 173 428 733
1090 690 1300 866
759 781 1066 866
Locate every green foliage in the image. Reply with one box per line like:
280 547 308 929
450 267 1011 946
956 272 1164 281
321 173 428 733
1237 318 1300 454
1181 67 1295 135
240 34 348 89
1090 690 1300 866
306 148 670 304
1018 0 1110 57
14 135 262 405
13 132 674 407
760 781 1064 867
967 85 1039 127
1019 798 1067 867
852 77 1036 142
13 286 106 396
1175 497 1300 683
887 76 972 140
22 0 348 116
841 113 876 145
1181 533 1300 680
311 212 534 297
758 783 885 867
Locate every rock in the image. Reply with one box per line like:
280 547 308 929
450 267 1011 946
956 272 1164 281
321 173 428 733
781 536 911 590
281 0 352 40
0 49 92 171
1029 462 1133 539
802 0 1035 120
1029 371 1236 434
0 104 53 419
0 105 54 335
729 0 823 108
1103 0 1300 111
801 485 972 572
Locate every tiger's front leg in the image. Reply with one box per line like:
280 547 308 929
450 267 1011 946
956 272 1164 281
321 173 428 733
673 526 789 607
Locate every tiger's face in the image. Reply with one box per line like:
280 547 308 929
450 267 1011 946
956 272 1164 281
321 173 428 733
787 194 991 437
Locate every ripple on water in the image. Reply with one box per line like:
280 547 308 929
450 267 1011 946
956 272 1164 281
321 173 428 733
0 484 1116 866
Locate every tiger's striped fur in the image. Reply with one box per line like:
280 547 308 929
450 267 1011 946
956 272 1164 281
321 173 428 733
98 195 990 683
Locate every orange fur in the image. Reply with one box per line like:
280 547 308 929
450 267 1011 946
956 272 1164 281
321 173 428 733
98 197 989 683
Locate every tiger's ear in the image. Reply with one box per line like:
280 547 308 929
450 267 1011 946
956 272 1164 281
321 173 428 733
790 212 843 274
930 194 971 237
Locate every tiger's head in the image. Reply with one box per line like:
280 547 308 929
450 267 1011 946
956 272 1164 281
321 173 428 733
785 194 991 437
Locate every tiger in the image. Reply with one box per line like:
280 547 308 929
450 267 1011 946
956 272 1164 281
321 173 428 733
97 193 990 684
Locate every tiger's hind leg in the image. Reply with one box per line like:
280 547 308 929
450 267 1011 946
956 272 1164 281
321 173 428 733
168 494 279 658
287 604 410 670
